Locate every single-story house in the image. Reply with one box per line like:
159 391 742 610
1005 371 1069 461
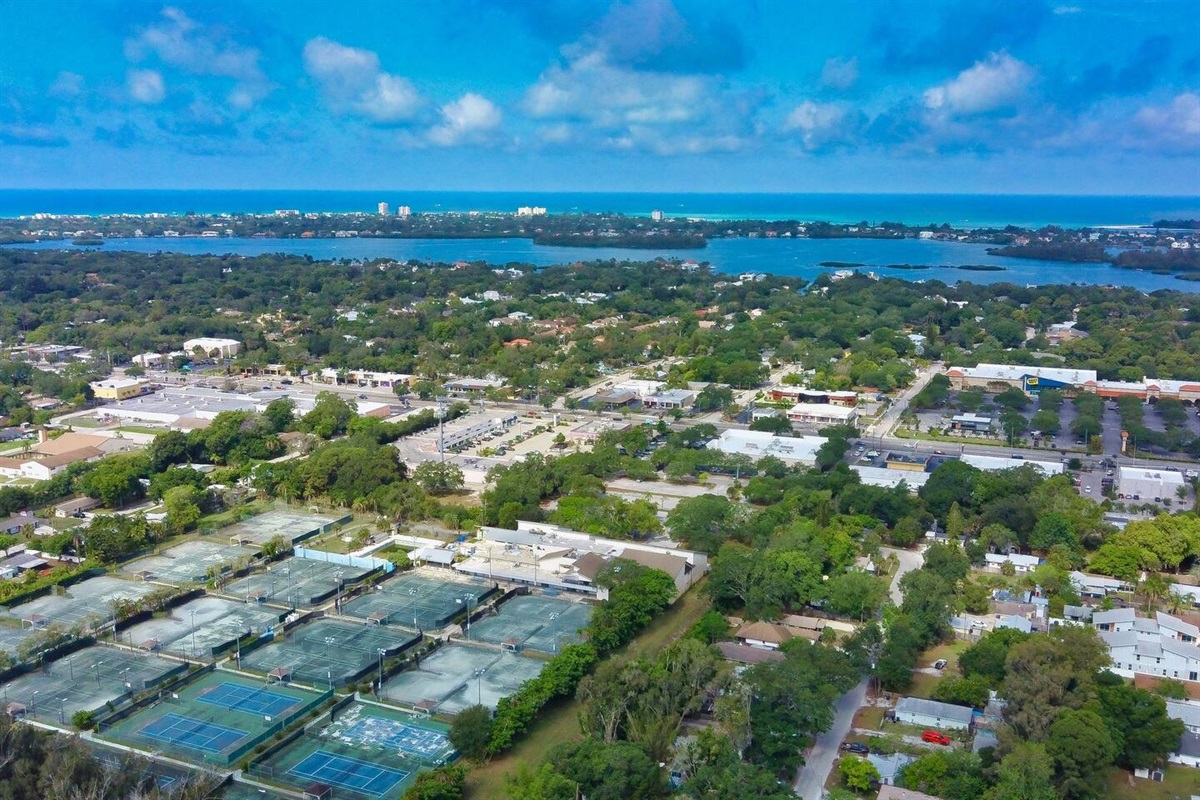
715 641 785 665
54 497 101 518
995 614 1033 633
984 552 1041 574
894 697 974 731
735 621 795 650
0 515 32 536
867 751 915 786
876 788 945 800
1070 570 1133 598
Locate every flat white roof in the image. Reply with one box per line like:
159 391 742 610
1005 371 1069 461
950 363 1098 385
788 403 857 419
851 465 929 490
1118 467 1185 485
90 378 148 390
708 429 826 464
961 454 1063 475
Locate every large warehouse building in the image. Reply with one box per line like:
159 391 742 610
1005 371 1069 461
948 363 1200 402
1117 467 1186 500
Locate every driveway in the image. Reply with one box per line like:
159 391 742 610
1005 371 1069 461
792 678 869 800
879 545 925 606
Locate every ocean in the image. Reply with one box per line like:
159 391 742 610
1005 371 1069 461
7 235 1193 293
2 190 1199 229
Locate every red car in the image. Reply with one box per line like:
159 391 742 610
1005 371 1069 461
921 730 952 745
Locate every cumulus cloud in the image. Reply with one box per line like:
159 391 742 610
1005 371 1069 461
428 93 502 146
125 7 270 108
924 51 1034 115
1134 92 1200 152
127 69 166 104
783 101 860 150
0 123 68 147
589 0 746 74
820 57 859 91
303 37 423 124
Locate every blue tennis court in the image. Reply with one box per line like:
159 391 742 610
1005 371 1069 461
342 716 451 758
138 713 247 753
197 681 299 717
288 750 409 798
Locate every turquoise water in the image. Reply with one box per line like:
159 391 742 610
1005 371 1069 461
8 236 1191 292
2 190 1198 229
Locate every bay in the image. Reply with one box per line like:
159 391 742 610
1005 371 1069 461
7 236 1191 292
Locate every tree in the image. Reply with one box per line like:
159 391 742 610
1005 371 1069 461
261 534 290 561
824 570 888 620
300 391 356 439
749 416 793 435
402 764 467 800
547 739 666 800
987 743 1057 800
839 756 879 793
449 705 493 761
901 750 986 800
262 397 296 433
959 627 1031 686
1044 709 1118 800
1095 673 1185 769
162 484 202 531
413 461 466 495
504 763 578 800
78 453 148 508
1002 627 1109 742
1028 512 1077 554
666 494 744 554
933 674 992 709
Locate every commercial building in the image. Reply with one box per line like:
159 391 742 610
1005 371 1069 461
1117 467 1186 500
850 465 929 491
641 389 696 410
960 454 1063 476
950 413 993 432
183 337 241 358
893 697 974 731
706 429 827 466
317 368 412 389
884 451 931 472
454 521 707 598
948 363 1200 402
433 412 519 449
786 403 858 427
89 378 152 401
132 353 166 368
569 419 634 444
100 385 391 428
765 386 858 406
443 377 505 396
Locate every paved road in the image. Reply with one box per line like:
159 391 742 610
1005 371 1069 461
863 363 942 440
880 545 925 606
792 678 869 800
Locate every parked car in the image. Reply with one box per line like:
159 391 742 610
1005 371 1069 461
840 742 869 754
922 730 952 745
933 659 948 670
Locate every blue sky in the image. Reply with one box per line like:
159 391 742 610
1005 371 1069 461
1 0 1197 193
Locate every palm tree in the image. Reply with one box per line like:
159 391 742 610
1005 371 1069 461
1140 573 1174 612
1165 590 1191 616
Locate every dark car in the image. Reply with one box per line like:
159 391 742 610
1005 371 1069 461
840 742 869 754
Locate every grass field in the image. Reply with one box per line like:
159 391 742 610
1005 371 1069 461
1106 765 1199 799
907 671 942 700
116 425 166 436
462 578 711 800
919 640 969 671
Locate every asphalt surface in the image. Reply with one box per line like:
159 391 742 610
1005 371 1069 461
792 678 869 800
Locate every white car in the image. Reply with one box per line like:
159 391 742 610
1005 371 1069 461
1084 486 1093 493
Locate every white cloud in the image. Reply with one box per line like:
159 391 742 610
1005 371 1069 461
49 71 84 98
820 57 858 91
525 50 709 127
1134 92 1200 151
125 7 270 107
1053 6 1081 14
924 51 1034 115
127 69 166 104
303 37 423 124
428 93 502 146
784 101 854 150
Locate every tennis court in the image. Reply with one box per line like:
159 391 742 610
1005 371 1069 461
324 703 453 762
2 644 185 725
197 681 301 717
100 668 327 765
5 575 158 632
222 556 372 609
289 750 409 798
240 618 420 688
381 644 545 713
121 596 281 659
221 508 347 547
467 595 592 653
120 540 258 586
139 712 247 753
342 571 495 631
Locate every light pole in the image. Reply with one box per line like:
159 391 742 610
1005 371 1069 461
93 661 104 688
324 637 336 689
474 668 485 706
377 648 387 696
31 691 39 717
334 571 344 614
190 609 198 658
59 697 66 725
120 667 131 691
67 655 74 681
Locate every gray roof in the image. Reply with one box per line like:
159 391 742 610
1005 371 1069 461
1167 700 1200 731
1063 605 1093 621
480 526 544 547
1178 730 1200 758
867 751 915 782
894 697 975 724
1092 607 1136 625
996 615 1033 633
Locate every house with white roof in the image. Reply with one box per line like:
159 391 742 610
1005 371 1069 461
984 552 1041 574
893 697 974 731
1070 570 1134 598
1095 610 1200 683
